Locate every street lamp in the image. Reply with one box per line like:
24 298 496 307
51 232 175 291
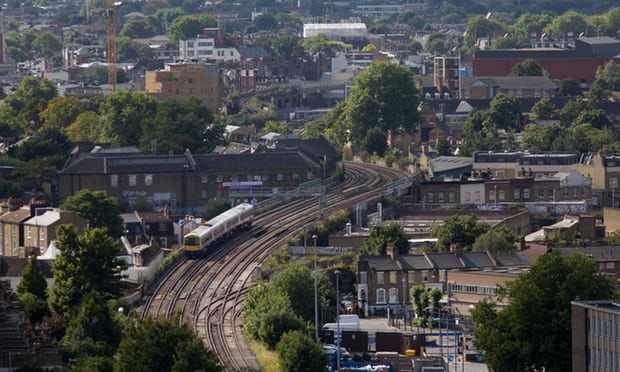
335 269 341 371
313 234 319 342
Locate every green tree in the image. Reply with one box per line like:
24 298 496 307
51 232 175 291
119 17 161 39
32 32 63 61
510 59 545 76
432 215 490 251
361 126 388 156
114 315 222 372
473 251 618 372
60 291 122 361
262 120 288 134
166 15 217 46
276 330 327 371
410 285 429 320
544 11 588 37
61 189 124 238
592 60 620 91
530 97 559 120
144 97 218 154
472 226 517 252
271 35 299 58
487 93 521 130
38 96 85 133
0 76 58 135
464 15 506 50
65 111 104 142
559 99 591 126
556 80 583 97
347 62 420 148
574 108 611 129
436 138 451 156
270 264 318 323
49 226 126 315
359 221 409 256
17 254 48 299
100 90 157 147
424 32 449 54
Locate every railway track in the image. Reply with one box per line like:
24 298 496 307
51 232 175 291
139 161 409 371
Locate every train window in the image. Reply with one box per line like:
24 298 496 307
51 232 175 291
216 175 223 182
262 174 269 181
231 175 239 182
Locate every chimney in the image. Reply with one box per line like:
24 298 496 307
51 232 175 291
386 242 397 259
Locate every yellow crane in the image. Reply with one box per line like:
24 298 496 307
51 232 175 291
106 0 116 92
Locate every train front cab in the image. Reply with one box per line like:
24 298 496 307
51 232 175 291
183 234 202 258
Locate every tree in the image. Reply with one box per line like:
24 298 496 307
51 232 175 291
144 97 218 154
574 108 611 129
361 126 388 156
473 251 618 372
556 80 583 97
424 32 449 55
436 138 452 156
347 62 420 148
464 15 506 50
38 96 85 133
262 120 288 134
166 15 217 46
60 291 122 361
61 189 124 238
254 14 277 31
119 17 161 39
242 285 306 349
544 11 588 36
592 60 620 91
32 32 63 62
510 59 545 76
271 35 299 58
100 90 157 147
276 330 327 371
432 215 490 251
17 254 48 299
269 264 318 323
0 76 58 135
49 225 127 315
65 111 104 142
472 226 517 252
530 97 558 120
359 221 409 256
486 93 521 130
114 315 222 372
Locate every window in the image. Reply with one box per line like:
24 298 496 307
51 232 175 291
498 190 505 201
231 175 239 182
513 189 520 200
216 175 223 182
563 188 569 197
111 175 118 187
495 170 505 178
389 288 398 304
145 174 153 186
201 190 208 199
188 78 193 83
489 190 496 201
389 271 397 284
201 175 208 184
129 174 137 187
262 174 270 181
376 288 386 304
39 229 44 241
421 270 428 282
187 41 194 47
549 188 555 198
376 272 384 284
539 188 545 198
524 188 530 199
474 191 481 202
438 192 444 203
408 271 415 283
573 187 578 197
26 226 31 239
277 173 284 181
360 271 368 284
448 192 455 203
464 192 470 202
292 173 299 180
610 177 618 189
426 193 434 203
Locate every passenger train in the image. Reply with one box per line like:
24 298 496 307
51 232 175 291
183 203 255 258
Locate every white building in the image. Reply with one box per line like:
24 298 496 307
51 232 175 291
179 38 240 62
302 23 367 40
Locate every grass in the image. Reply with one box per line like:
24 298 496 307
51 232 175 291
249 340 282 372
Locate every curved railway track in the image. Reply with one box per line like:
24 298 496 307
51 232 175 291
139 161 409 371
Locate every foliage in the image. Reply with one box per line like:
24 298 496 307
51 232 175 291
361 127 388 156
100 90 157 147
262 120 288 134
424 33 450 55
473 251 618 372
17 254 48 299
61 189 124 238
607 230 620 245
544 11 588 37
166 15 218 46
0 76 58 135
313 209 350 246
359 221 409 256
556 80 583 97
114 315 222 372
269 264 329 323
464 15 505 51
18 292 49 325
432 215 490 251
347 62 420 149
40 313 66 342
487 93 521 131
436 138 452 156
60 291 122 359
276 330 327 371
242 284 306 349
592 60 620 91
119 17 162 39
301 34 351 54
38 96 85 134
48 225 126 315
271 35 299 58
65 111 104 142
472 226 517 252
510 59 545 76
80 65 129 85
530 98 558 120
144 97 219 154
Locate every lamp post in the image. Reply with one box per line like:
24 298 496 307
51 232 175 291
313 234 319 342
335 269 341 371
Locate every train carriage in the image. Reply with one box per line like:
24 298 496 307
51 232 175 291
183 203 255 258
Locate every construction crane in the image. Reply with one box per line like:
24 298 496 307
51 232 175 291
106 0 117 92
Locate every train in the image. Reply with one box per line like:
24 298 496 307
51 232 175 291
182 203 255 258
